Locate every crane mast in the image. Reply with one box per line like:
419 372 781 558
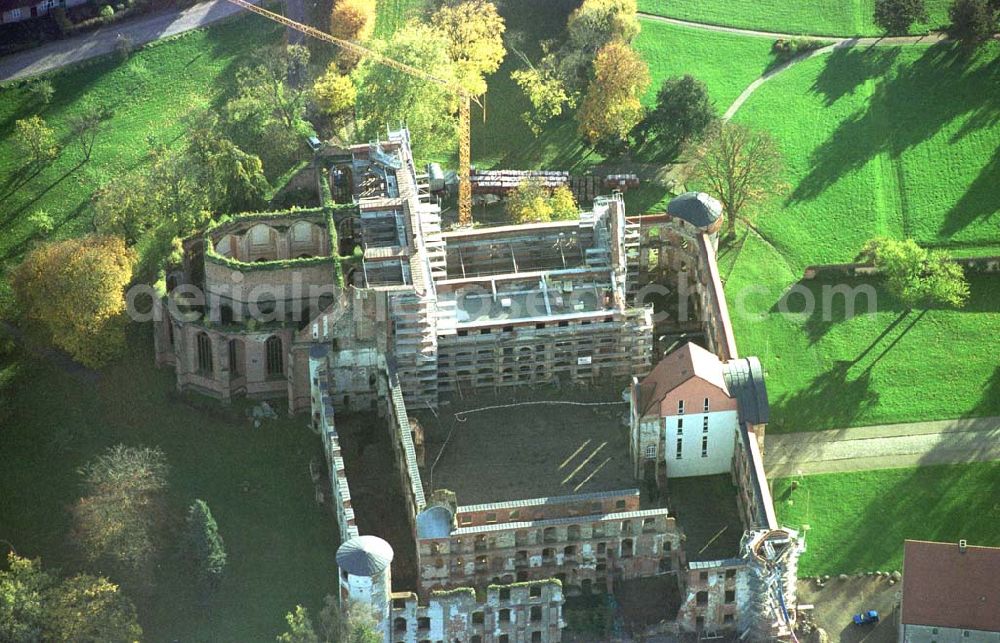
224 0 474 225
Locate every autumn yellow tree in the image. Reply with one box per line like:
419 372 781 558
11 236 136 368
506 180 578 223
0 553 142 642
313 64 357 131
330 0 377 49
577 41 650 148
432 0 506 95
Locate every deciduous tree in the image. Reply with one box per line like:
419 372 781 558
26 79 54 106
13 115 59 169
329 0 377 43
226 45 313 169
577 41 650 149
68 105 105 163
432 0 507 95
71 445 170 588
874 0 929 34
691 123 785 237
11 236 136 367
277 598 381 643
859 238 970 309
0 554 141 643
644 75 716 152
947 0 997 49
312 64 357 130
511 62 573 135
505 180 578 223
355 24 459 158
566 0 640 56
46 574 142 642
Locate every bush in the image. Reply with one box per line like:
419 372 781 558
115 34 133 61
26 79 55 105
772 37 826 62
99 4 114 18
28 210 55 236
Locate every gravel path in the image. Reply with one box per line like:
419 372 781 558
637 12 949 44
765 416 1000 477
0 0 260 82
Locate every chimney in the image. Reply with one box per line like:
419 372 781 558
959 539 967 553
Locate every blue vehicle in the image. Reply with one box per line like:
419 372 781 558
853 610 879 625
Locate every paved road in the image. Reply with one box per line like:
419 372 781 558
765 416 1000 477
0 0 259 82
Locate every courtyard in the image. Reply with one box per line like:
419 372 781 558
418 385 639 506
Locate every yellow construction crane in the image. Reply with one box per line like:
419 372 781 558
223 0 476 225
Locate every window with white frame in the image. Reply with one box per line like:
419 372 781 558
703 397 710 412
677 418 683 435
675 437 683 459
701 435 708 458
644 445 656 459
677 399 685 415
703 416 709 433
10 8 22 18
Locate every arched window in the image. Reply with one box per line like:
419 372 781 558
196 332 213 374
249 224 272 246
228 339 243 377
266 336 284 376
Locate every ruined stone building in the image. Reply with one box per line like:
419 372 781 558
154 129 803 642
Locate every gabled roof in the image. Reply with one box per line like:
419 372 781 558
638 342 729 416
902 540 1000 632
723 357 769 425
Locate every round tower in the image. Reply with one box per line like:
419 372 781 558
336 535 394 639
666 191 725 237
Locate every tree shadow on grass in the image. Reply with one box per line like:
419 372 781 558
969 364 1000 418
787 462 1000 579
809 45 901 107
941 143 1000 239
790 43 1000 205
772 361 880 432
767 276 885 346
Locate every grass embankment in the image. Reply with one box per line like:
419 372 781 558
0 16 284 273
721 42 1000 431
0 326 338 641
637 0 951 37
773 463 1000 577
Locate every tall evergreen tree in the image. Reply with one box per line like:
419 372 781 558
185 500 227 593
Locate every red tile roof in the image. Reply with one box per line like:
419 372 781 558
902 540 1000 632
637 342 729 417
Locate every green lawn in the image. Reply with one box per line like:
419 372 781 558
773 463 1000 577
469 13 778 214
0 325 337 641
0 16 284 275
634 19 777 112
637 0 952 37
718 42 1000 431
